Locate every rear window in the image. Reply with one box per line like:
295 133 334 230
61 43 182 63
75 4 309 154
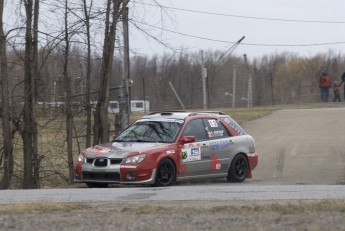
221 117 246 135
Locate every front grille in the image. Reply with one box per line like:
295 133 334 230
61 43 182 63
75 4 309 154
94 158 108 167
82 172 120 181
110 159 122 164
86 158 122 166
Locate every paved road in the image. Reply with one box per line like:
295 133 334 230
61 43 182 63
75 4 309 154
1 108 345 204
243 107 345 185
1 184 345 204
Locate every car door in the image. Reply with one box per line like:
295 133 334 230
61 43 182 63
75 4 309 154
202 118 232 175
180 118 211 177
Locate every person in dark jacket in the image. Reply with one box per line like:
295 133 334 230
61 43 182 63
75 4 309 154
342 72 345 100
317 67 332 102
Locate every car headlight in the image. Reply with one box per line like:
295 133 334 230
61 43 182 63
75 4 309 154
78 154 86 163
123 154 146 164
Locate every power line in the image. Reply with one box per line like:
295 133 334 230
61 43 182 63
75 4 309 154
133 21 345 47
134 1 345 24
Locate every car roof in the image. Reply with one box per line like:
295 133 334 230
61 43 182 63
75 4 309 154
141 111 227 120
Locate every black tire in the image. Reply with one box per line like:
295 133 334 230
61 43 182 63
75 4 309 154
86 182 109 188
226 154 248 182
153 158 176 187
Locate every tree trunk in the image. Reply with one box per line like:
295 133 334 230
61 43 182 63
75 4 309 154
83 0 92 148
32 0 40 188
63 0 74 183
94 0 129 144
0 0 14 189
22 0 38 189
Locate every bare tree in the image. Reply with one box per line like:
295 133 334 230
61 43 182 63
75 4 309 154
0 0 14 189
93 0 129 144
21 0 40 189
61 0 74 183
82 0 93 148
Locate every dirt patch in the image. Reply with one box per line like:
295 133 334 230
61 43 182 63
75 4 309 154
1 200 345 231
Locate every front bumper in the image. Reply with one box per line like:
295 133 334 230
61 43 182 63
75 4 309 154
74 161 157 185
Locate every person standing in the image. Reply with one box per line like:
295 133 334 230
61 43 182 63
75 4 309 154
342 72 345 100
332 81 341 102
317 67 332 102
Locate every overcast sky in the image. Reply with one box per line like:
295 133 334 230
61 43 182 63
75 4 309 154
129 0 345 59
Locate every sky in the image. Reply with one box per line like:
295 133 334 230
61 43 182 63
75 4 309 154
128 0 345 59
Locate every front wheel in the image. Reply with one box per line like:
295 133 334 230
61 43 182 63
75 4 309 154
226 154 248 182
153 158 176 187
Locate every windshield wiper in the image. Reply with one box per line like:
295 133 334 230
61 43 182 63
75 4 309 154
133 139 150 142
113 139 131 142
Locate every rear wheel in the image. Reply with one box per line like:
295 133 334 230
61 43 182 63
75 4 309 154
226 154 248 182
86 182 109 188
153 158 176 187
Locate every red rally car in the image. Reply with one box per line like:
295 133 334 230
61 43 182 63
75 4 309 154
74 111 258 187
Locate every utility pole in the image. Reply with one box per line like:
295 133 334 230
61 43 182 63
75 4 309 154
243 54 253 107
201 50 207 109
122 7 130 127
142 76 146 113
232 65 236 108
248 77 253 107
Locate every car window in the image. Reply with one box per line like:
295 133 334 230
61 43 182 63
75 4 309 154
221 117 246 135
202 118 230 139
182 119 207 141
115 121 181 143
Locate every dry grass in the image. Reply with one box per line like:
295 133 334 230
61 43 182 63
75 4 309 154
2 200 345 231
2 199 345 214
0 203 86 214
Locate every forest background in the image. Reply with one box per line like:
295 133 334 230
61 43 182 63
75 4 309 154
0 0 344 189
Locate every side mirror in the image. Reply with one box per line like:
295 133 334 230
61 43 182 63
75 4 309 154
181 136 196 144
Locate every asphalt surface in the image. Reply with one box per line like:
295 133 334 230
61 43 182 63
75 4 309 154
1 107 345 204
243 107 345 185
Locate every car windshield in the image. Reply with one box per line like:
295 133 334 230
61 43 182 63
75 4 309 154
114 120 182 143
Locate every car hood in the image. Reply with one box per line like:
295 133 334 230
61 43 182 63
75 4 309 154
82 142 167 159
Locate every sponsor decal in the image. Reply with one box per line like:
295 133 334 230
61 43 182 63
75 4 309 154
208 130 224 138
213 130 224 137
209 140 231 151
166 150 176 154
181 151 188 160
216 163 221 170
208 120 218 128
223 117 245 135
191 147 200 156
211 152 221 173
177 146 188 176
181 147 201 162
